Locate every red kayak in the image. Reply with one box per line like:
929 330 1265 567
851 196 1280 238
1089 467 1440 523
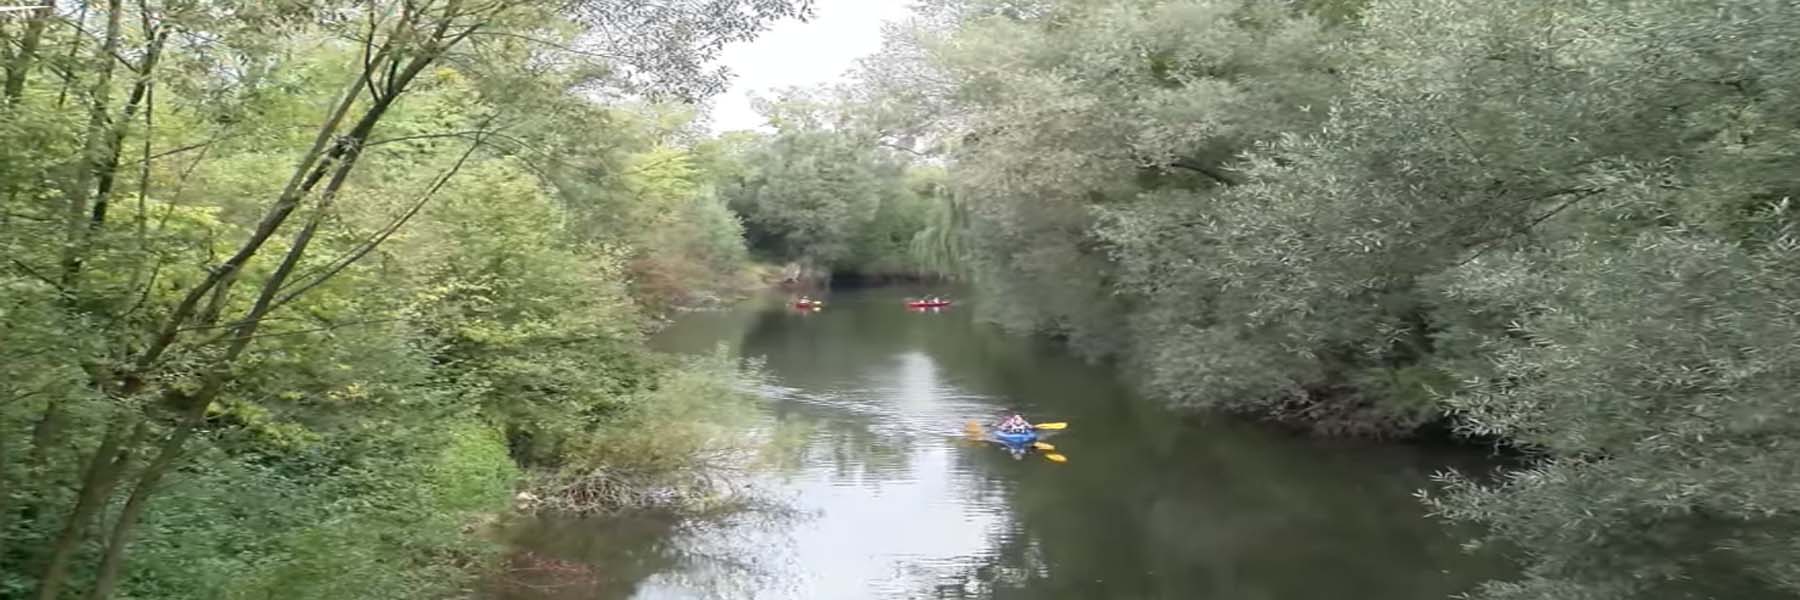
906 300 952 308
794 299 824 309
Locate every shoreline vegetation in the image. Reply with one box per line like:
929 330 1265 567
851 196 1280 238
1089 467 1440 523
2 0 1796 598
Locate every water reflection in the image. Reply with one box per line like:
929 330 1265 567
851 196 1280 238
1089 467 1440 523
496 287 1508 599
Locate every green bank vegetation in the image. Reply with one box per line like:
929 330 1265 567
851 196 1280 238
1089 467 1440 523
836 0 1800 597
0 1 807 598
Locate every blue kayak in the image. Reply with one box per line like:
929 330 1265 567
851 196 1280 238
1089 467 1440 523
992 429 1038 445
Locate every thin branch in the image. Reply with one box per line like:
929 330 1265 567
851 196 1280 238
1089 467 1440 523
124 55 156 309
133 133 240 164
116 260 161 323
1456 187 1605 266
54 0 90 107
366 129 495 147
226 317 410 343
465 29 629 62
1446 125 1486 168
51 11 135 72
361 2 390 104
171 314 312 334
134 57 379 370
8 258 63 290
877 140 927 157
148 130 219 240
1167 159 1241 186
270 122 492 313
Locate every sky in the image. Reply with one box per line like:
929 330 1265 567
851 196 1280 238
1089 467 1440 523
707 0 917 133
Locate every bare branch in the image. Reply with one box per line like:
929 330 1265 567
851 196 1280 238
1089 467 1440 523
1168 159 1242 186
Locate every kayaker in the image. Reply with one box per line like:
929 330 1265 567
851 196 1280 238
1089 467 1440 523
995 413 1032 433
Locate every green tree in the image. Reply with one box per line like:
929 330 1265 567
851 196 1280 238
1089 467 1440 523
0 1 809 598
722 91 923 274
860 0 1800 596
864 0 1347 354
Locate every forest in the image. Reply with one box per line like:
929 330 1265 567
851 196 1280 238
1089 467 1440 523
4 0 1799 599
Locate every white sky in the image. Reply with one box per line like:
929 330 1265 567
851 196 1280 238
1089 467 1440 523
708 0 917 133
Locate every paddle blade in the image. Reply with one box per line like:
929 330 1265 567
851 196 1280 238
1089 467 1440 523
1033 422 1068 430
964 420 986 438
1032 442 1056 451
1043 453 1068 463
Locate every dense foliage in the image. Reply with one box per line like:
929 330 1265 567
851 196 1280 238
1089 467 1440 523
0 1 805 598
856 0 1800 597
719 90 947 278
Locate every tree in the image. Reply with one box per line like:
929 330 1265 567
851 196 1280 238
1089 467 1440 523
0 1 811 598
722 91 909 272
859 0 1800 595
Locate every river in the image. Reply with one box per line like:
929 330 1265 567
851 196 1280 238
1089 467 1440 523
493 286 1508 599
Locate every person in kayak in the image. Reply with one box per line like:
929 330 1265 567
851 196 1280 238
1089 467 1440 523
995 413 1033 433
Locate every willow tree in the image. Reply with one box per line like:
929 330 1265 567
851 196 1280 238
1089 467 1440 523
1098 0 1800 594
720 90 921 273
861 0 1348 355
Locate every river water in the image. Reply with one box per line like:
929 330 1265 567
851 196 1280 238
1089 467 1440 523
494 286 1508 599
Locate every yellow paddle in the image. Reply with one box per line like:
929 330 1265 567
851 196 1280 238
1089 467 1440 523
1032 441 1055 451
1033 422 1067 430
1043 453 1068 463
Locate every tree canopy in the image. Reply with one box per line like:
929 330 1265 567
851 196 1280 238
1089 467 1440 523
848 0 1800 597
0 1 806 598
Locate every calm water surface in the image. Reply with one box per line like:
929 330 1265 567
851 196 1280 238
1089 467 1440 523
495 286 1507 599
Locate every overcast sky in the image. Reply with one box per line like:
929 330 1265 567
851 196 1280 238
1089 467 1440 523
707 0 917 133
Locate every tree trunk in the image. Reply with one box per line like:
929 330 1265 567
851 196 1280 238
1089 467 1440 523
33 419 145 600
66 40 449 599
1 0 56 103
0 400 59 562
85 425 190 600
0 16 14 72
128 52 383 372
13 400 67 532
59 0 126 289
89 28 169 236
